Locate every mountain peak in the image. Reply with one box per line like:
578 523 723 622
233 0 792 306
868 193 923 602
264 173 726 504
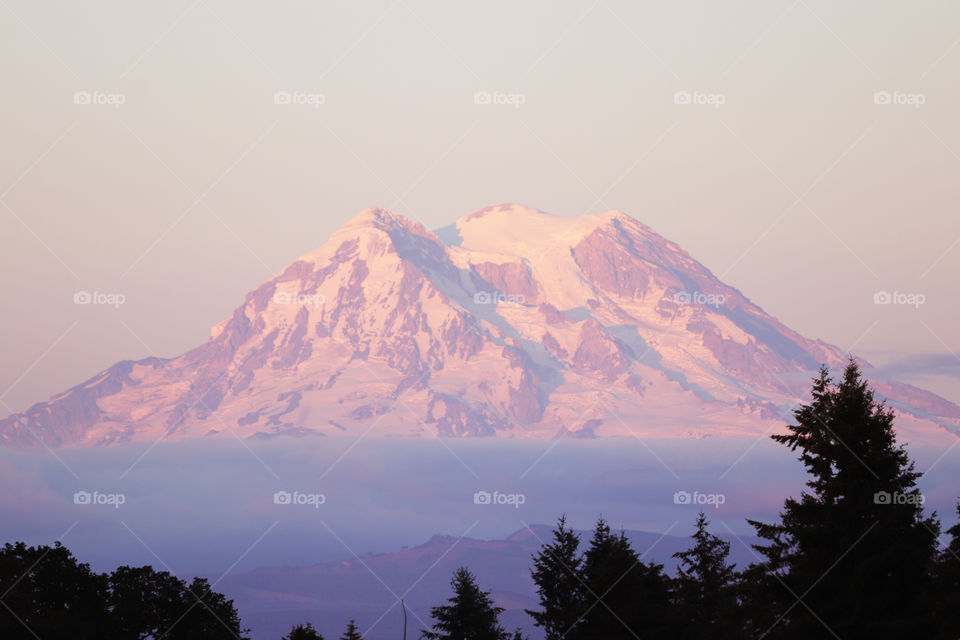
338 207 418 233
597 209 641 226
293 207 437 267
461 203 633 227
463 203 549 222
452 205 642 256
4 204 957 447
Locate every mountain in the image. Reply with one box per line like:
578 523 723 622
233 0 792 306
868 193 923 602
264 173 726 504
2 204 958 446
213 525 763 640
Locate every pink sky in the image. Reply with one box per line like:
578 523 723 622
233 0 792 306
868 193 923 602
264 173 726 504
1 0 959 412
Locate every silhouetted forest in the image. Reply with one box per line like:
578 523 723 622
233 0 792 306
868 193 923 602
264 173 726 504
2 363 958 639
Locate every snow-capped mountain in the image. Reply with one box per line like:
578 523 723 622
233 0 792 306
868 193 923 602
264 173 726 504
3 204 958 446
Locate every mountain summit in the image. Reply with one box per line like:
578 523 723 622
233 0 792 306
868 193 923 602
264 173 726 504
3 205 958 446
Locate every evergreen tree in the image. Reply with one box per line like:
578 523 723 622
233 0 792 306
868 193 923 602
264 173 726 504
579 518 670 639
525 516 585 640
421 567 517 640
931 501 960 639
744 362 940 639
283 621 324 640
671 512 739 640
340 619 363 640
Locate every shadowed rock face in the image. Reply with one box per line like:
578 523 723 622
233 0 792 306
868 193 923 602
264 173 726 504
2 205 958 446
473 261 539 302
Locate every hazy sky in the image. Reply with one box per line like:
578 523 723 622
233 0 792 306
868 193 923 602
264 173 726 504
2 0 959 412
3 437 957 573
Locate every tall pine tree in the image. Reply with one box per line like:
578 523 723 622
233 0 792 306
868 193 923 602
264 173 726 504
340 619 362 640
579 518 670 639
744 362 940 639
931 501 960 639
421 567 520 640
671 512 740 640
526 516 585 640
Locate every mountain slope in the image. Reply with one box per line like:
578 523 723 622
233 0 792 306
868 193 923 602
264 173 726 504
2 204 958 446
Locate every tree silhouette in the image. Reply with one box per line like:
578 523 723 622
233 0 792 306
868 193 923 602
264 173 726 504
283 621 325 639
339 619 362 639
526 516 585 640
0 541 249 640
931 501 960 639
421 566 520 640
744 362 940 639
0 541 110 640
579 518 670 639
671 512 740 639
172 576 248 640
108 565 189 639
